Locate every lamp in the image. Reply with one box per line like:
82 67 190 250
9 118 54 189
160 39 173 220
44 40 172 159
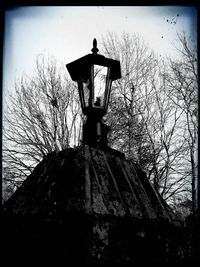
66 39 121 148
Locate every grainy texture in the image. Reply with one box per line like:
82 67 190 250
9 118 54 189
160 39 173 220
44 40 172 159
3 146 185 265
4 146 179 222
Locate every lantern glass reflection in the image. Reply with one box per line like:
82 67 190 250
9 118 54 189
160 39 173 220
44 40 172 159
93 65 108 107
83 80 90 107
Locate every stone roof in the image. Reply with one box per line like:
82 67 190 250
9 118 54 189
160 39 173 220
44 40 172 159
4 145 181 225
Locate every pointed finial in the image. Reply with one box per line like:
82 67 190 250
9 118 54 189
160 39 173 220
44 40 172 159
91 38 99 54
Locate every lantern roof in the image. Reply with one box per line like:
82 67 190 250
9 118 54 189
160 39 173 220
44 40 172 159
66 52 121 82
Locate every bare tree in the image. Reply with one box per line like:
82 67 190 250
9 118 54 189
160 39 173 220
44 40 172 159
166 32 198 212
2 55 82 199
139 61 191 202
102 32 157 160
3 33 197 210
101 32 197 207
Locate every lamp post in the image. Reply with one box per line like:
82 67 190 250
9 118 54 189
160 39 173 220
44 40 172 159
66 39 121 148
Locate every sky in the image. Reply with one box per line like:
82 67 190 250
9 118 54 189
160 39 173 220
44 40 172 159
3 6 197 100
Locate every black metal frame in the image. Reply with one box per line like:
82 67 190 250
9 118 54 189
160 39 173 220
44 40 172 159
66 39 121 148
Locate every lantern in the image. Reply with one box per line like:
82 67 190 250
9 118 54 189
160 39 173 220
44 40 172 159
66 39 121 147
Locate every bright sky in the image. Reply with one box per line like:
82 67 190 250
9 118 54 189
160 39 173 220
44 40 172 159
3 6 197 99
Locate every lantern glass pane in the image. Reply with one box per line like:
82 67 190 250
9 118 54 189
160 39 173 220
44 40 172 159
93 65 108 107
83 79 90 107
